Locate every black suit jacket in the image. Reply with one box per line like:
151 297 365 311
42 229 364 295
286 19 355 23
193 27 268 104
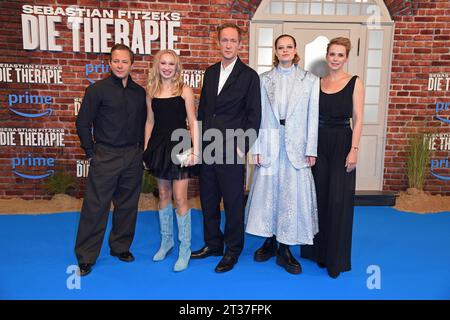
198 57 261 156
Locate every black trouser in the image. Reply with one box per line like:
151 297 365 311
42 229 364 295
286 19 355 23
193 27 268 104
199 163 245 258
75 143 143 264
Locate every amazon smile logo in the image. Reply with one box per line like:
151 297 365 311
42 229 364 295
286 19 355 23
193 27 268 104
7 92 53 118
11 154 55 179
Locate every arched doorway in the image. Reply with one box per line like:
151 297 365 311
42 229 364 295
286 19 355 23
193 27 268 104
247 0 394 191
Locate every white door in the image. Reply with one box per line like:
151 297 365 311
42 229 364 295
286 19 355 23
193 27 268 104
283 23 383 191
284 23 361 77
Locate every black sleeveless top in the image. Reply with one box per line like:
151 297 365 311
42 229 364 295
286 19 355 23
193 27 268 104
319 75 358 127
151 96 188 136
143 96 196 180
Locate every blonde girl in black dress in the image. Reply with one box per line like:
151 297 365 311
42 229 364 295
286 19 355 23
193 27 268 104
144 49 199 272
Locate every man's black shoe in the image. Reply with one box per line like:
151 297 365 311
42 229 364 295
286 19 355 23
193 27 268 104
328 270 341 279
254 236 277 262
78 263 92 277
214 254 238 273
110 251 135 262
190 246 223 259
276 244 302 275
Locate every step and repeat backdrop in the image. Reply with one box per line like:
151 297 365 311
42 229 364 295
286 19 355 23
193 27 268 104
0 1 227 199
0 0 449 199
427 73 450 183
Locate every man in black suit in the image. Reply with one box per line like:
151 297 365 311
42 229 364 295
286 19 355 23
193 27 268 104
191 23 261 273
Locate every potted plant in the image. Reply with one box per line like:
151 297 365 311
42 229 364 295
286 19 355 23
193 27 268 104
406 132 431 194
43 171 77 196
141 170 158 198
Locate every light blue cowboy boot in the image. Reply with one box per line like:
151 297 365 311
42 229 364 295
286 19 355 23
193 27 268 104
153 203 174 261
174 209 191 272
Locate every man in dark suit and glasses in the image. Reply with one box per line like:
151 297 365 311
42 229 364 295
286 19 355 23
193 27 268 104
75 44 147 276
191 23 261 273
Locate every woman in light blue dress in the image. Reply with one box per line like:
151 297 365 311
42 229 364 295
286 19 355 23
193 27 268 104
245 34 319 274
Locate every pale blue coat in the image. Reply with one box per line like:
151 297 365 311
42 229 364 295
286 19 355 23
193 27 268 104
245 65 320 245
251 66 319 168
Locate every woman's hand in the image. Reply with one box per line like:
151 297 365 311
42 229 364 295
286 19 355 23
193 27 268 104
345 149 358 172
183 153 200 167
306 156 316 167
142 147 148 169
253 154 262 167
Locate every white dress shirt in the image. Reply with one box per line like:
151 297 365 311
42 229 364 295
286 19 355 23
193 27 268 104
217 57 238 95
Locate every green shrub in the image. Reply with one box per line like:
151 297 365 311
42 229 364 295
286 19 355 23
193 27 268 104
43 171 77 195
142 171 157 194
406 133 431 190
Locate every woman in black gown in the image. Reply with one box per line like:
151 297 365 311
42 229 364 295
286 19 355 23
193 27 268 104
143 49 199 272
301 37 364 278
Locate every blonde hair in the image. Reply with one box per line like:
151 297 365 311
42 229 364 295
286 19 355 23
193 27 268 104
273 34 300 66
147 50 184 98
327 37 352 57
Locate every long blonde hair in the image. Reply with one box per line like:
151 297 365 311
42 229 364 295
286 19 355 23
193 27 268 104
147 49 184 98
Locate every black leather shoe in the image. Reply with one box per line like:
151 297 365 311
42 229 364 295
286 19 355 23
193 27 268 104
110 251 135 262
317 262 326 269
276 244 302 275
214 254 238 273
328 270 340 279
78 263 92 277
190 246 223 259
254 236 278 262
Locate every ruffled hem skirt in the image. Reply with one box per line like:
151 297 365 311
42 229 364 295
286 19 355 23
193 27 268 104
143 135 197 180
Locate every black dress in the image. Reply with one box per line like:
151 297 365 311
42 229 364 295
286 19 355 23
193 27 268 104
301 75 358 278
143 96 196 180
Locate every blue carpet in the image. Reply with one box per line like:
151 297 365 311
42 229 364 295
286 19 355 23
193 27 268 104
0 207 449 300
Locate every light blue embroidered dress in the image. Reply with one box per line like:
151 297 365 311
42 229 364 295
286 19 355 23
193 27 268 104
245 65 319 245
